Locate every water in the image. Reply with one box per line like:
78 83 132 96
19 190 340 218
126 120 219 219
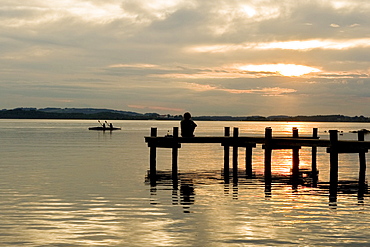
0 119 369 246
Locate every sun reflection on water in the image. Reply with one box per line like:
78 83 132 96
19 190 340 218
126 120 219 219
1 120 370 246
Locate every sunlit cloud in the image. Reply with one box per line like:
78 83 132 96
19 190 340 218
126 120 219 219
188 38 370 53
0 1 126 27
1 0 370 115
240 5 257 17
318 72 369 79
128 104 184 112
180 82 218 91
216 4 280 21
349 23 360 27
153 70 276 79
60 1 124 22
257 39 370 50
179 82 296 96
222 87 297 96
3 47 52 60
108 63 158 68
238 64 321 77
330 0 367 9
120 0 197 24
153 63 320 79
209 4 281 35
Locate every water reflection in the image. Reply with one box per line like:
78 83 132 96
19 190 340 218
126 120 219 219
146 169 368 210
2 120 370 246
150 177 195 213
0 192 128 246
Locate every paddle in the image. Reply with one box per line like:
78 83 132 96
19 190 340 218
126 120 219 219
98 120 107 129
105 121 113 129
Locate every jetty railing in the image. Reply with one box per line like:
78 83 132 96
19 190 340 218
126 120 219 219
145 127 368 202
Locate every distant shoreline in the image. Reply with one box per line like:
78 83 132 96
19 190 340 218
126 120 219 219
1 108 370 122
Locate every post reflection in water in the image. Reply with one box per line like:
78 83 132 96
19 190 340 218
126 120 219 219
148 132 369 210
2 120 370 246
179 181 195 213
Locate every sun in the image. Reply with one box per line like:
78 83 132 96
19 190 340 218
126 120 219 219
238 63 321 77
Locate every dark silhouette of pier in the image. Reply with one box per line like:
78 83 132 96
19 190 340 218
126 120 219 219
145 127 368 203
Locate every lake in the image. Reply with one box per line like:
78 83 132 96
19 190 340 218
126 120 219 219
0 119 369 246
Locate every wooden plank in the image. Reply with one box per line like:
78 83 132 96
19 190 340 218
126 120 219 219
327 147 368 154
145 135 370 149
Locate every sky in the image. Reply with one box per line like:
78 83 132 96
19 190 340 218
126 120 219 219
0 0 370 116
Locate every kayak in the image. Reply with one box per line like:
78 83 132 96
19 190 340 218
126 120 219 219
88 126 121 131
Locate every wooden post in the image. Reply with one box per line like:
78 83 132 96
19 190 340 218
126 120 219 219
329 130 338 202
172 127 179 185
233 127 239 183
292 127 300 188
311 128 318 186
245 145 253 178
150 127 157 186
224 127 230 183
358 130 366 199
264 127 272 186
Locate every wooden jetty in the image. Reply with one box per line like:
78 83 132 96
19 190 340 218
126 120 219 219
145 127 368 202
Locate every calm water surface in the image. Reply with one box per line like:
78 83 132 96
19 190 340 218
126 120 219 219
0 119 369 246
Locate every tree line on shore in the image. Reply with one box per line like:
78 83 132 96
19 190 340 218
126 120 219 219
1 107 370 122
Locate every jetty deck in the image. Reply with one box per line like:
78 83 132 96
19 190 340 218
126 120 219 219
145 127 368 202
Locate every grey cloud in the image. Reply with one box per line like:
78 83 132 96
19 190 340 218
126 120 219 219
0 0 370 115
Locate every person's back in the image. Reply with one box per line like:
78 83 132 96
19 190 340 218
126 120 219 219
181 112 197 137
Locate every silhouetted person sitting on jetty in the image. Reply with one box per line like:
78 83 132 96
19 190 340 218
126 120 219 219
181 112 197 137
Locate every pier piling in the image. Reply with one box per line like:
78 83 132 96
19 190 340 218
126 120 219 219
145 126 369 201
150 127 157 186
233 127 239 183
172 127 179 185
358 131 367 199
224 127 230 183
292 127 300 187
328 130 339 202
312 128 318 186
264 127 273 186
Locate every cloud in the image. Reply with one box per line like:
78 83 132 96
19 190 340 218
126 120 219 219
179 82 296 96
149 63 321 78
108 63 158 68
222 87 297 96
0 0 370 116
0 0 137 27
128 104 184 112
238 64 321 77
187 38 370 53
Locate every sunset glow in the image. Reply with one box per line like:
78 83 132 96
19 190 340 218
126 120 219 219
179 82 296 96
238 64 321 77
188 38 370 53
1 0 370 116
258 39 370 50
